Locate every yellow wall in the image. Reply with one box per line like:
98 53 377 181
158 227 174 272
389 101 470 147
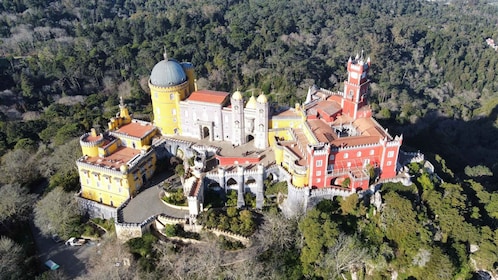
292 173 307 187
81 145 99 157
270 117 302 130
149 82 188 135
79 153 156 208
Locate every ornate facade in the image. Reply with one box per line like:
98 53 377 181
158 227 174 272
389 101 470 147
77 51 402 214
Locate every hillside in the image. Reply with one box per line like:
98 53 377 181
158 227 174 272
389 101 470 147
0 0 498 279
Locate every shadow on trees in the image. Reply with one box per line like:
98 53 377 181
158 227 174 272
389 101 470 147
385 103 498 189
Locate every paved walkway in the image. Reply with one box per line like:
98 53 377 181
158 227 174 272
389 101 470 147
167 135 276 167
121 174 189 223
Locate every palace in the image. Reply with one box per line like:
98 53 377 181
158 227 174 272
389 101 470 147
76 51 402 217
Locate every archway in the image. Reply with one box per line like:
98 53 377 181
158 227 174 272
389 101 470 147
203 126 210 139
226 178 238 187
208 181 221 191
245 177 256 185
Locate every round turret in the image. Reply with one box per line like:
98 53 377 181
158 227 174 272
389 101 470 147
257 93 268 103
150 59 187 87
232 90 243 100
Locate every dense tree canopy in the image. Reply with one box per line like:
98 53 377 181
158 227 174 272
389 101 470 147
0 0 498 278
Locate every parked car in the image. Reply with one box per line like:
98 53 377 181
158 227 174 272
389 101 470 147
44 260 60 270
65 237 86 246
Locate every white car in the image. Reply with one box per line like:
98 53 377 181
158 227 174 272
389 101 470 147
65 237 86 246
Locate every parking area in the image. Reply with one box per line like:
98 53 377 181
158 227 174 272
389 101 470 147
31 223 96 278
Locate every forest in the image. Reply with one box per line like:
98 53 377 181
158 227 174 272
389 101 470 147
0 0 498 279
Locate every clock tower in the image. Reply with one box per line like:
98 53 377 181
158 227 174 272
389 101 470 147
342 54 371 119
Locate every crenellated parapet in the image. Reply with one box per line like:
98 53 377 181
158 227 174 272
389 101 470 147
79 132 105 147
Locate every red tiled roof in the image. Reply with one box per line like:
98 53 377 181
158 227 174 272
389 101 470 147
115 121 156 139
307 119 338 142
81 146 142 170
187 90 229 105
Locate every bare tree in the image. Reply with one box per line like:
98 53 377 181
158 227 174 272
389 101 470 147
38 138 82 178
318 233 370 279
255 212 299 253
0 184 37 229
0 148 40 186
154 242 225 280
34 187 81 238
76 236 136 280
0 236 23 279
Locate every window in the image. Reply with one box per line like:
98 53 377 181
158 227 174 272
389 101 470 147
347 162 351 167
370 149 374 156
316 171 321 176
154 93 158 99
172 109 176 115
387 161 392 166
108 185 111 191
329 154 335 160
357 151 362 157
97 181 100 188
316 160 323 167
170 93 174 100
317 178 321 183
388 151 394 158
344 153 349 159
119 187 122 193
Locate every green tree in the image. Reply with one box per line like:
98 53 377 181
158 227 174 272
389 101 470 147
299 205 340 276
380 192 420 258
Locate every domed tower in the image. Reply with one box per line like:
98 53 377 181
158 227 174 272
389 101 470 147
254 93 269 149
149 51 194 135
231 90 245 146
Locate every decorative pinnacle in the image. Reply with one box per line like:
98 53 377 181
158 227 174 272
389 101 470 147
163 46 168 60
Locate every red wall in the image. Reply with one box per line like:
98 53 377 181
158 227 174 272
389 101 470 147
216 155 260 166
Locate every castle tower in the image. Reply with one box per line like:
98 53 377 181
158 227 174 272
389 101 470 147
231 90 245 146
148 50 194 135
342 54 371 119
254 93 269 149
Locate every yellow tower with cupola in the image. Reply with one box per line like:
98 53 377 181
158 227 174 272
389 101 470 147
148 50 195 135
77 98 158 208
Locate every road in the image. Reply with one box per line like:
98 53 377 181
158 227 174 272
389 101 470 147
31 222 96 278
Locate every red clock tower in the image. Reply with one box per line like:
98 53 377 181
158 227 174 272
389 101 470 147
342 55 371 119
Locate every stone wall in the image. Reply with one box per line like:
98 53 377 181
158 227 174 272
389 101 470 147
77 196 118 220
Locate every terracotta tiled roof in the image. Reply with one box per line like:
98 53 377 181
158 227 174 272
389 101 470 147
352 118 388 138
273 108 301 118
316 100 342 116
187 90 229 105
327 95 343 103
85 134 103 142
80 146 142 170
115 121 156 139
307 119 338 142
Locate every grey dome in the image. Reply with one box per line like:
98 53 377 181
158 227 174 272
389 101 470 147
150 59 187 87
